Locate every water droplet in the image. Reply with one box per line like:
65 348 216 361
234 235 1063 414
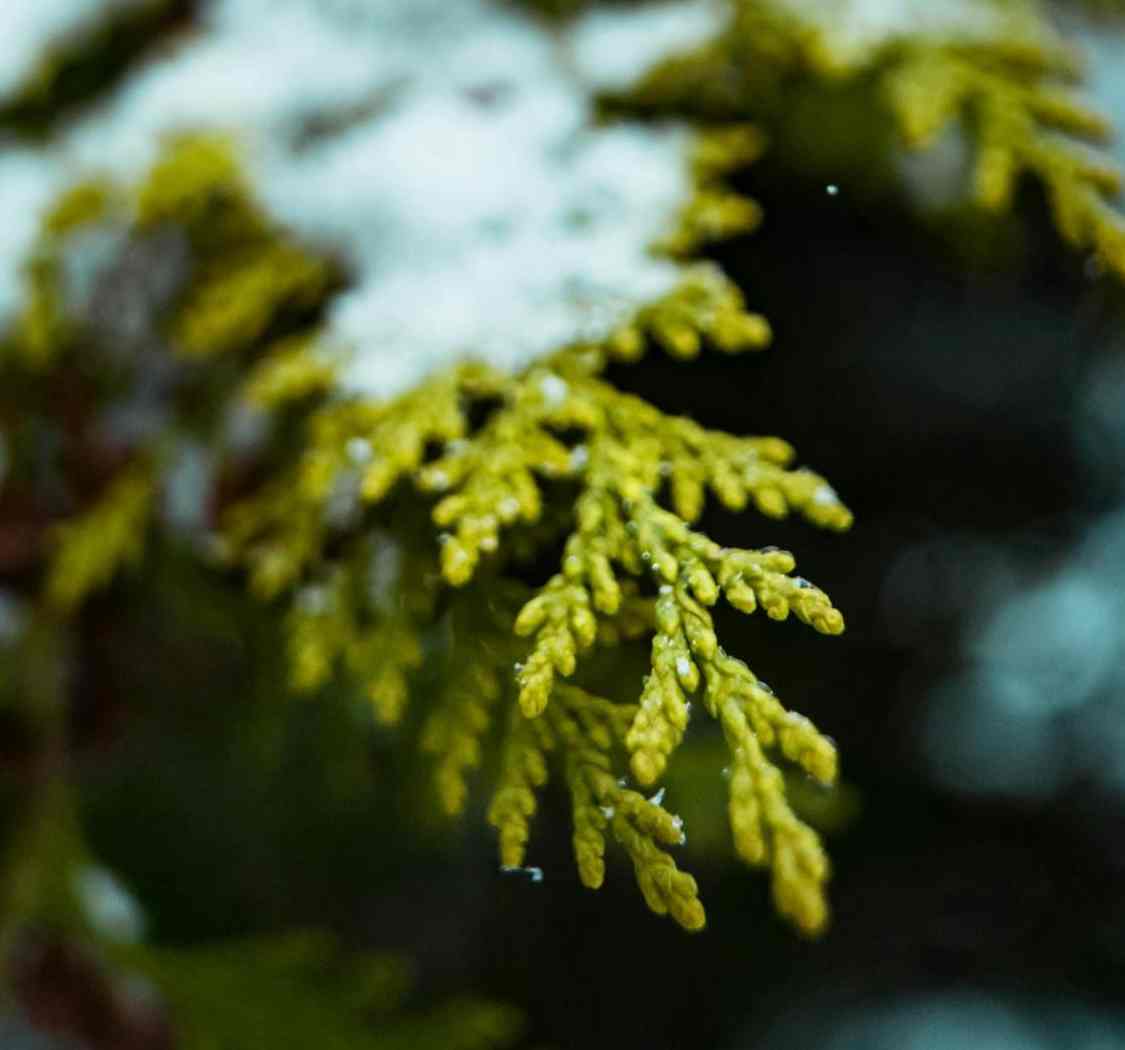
499 496 521 519
641 551 652 562
428 469 450 490
569 444 589 470
760 545 780 553
600 805 616 820
676 657 692 679
538 373 569 406
648 787 666 806
757 680 774 695
721 766 731 780
0 591 27 646
617 776 628 787
812 485 837 505
297 585 329 615
74 865 145 944
346 437 373 464
794 577 813 589
826 184 839 196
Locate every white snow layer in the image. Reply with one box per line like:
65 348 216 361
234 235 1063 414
0 0 710 399
567 0 726 91
0 151 72 321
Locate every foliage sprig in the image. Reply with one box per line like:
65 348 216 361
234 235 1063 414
12 117 853 936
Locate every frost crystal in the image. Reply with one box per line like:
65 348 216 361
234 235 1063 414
538 373 570 406
500 864 544 883
345 437 374 465
569 445 590 471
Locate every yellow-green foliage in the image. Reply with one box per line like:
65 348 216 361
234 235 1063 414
225 272 850 932
242 334 338 409
282 528 439 726
657 125 769 258
99 122 850 936
45 462 155 614
11 136 338 613
12 0 1125 986
882 39 1125 264
137 137 336 358
24 124 850 935
612 0 1125 276
117 933 524 1050
10 135 335 372
11 179 113 368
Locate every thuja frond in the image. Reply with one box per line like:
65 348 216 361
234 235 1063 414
15 124 851 934
225 306 851 931
881 41 1125 266
223 262 771 596
193 107 854 933
551 683 704 929
283 526 440 727
506 372 849 723
611 0 1125 277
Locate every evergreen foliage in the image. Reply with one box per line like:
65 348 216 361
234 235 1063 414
608 0 1125 276
3 114 851 933
2 0 1125 1042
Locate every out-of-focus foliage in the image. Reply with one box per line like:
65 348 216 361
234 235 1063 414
752 990 1125 1050
0 0 193 138
3 1 1125 1046
0 133 482 1045
118 934 523 1050
603 0 1125 277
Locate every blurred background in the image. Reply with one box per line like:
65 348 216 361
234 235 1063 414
2 1 1125 1048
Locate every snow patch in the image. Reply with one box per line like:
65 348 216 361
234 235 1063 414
1 0 699 401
